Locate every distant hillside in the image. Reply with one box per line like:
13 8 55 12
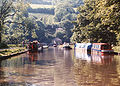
28 7 54 15
29 0 52 5
30 4 55 9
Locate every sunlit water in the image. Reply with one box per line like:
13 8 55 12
0 47 120 86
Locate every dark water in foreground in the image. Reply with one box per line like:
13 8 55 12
0 47 120 86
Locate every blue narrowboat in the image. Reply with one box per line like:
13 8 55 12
75 43 92 52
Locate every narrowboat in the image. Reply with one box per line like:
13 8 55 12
41 43 49 49
91 43 114 55
63 45 72 49
28 41 43 52
63 43 72 49
53 44 57 47
75 43 92 52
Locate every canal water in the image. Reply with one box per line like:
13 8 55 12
0 47 120 86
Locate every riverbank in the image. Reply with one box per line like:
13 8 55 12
0 47 28 60
113 46 120 54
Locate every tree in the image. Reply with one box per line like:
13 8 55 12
54 2 75 22
54 28 66 42
0 0 15 43
0 0 30 43
71 0 120 45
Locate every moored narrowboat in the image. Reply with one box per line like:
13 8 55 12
75 43 92 52
63 43 72 49
28 41 43 52
28 41 38 52
91 43 114 55
63 45 72 49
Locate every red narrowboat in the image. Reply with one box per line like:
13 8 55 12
28 41 38 52
91 43 114 55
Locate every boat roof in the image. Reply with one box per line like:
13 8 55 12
92 43 109 45
76 43 92 45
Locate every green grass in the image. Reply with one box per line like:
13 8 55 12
113 46 120 53
8 44 23 47
30 4 55 9
0 47 26 56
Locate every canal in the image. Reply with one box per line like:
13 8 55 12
0 47 120 86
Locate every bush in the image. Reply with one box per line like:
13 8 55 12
0 43 9 49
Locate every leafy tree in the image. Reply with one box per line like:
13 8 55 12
60 20 74 42
35 21 46 42
0 0 15 43
54 28 66 42
71 0 120 45
0 0 30 43
54 3 75 22
61 13 77 21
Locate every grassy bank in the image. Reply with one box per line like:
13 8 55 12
113 46 120 53
0 47 26 56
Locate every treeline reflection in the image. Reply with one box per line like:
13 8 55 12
0 52 56 68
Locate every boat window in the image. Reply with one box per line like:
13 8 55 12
95 45 97 48
93 45 94 48
79 45 81 48
97 45 99 48
98 45 100 49
83 45 85 48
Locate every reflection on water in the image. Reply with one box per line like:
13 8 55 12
74 50 114 65
73 50 120 86
0 48 76 86
0 48 120 86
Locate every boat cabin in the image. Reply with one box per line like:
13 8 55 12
75 43 92 52
91 43 114 54
28 41 38 52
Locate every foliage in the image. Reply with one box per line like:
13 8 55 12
52 0 83 43
54 5 75 22
60 20 74 42
28 7 55 15
0 0 84 44
0 0 30 43
54 28 66 42
0 42 9 49
71 0 120 45
0 0 14 43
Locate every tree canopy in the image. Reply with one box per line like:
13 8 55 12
71 0 120 45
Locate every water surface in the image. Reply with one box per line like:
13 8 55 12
0 47 120 86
